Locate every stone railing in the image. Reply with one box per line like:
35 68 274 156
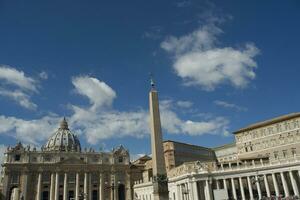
167 161 214 178
218 156 300 173
133 156 300 187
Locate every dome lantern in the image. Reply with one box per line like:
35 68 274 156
60 117 69 130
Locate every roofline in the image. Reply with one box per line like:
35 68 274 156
212 142 236 150
163 140 213 151
233 112 300 134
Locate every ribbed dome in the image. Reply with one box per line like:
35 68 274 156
43 118 81 152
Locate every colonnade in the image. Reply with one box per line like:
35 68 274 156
172 169 300 200
34 171 126 200
209 169 300 200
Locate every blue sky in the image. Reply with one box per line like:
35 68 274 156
0 0 300 159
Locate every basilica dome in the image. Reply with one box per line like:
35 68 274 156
43 118 81 152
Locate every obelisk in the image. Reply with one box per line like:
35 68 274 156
149 78 169 200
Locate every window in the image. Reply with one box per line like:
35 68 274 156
291 148 296 157
11 174 19 184
68 173 76 183
118 156 123 163
284 122 290 130
42 173 50 183
44 156 51 162
276 124 281 133
14 154 21 161
268 127 273 135
283 150 288 158
274 151 279 159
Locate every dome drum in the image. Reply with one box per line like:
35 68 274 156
43 118 81 152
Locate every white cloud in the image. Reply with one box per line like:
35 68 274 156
69 76 148 144
161 24 259 90
39 71 48 80
69 76 229 143
72 76 116 110
175 0 192 8
0 115 60 144
69 106 149 144
214 100 247 112
160 100 229 136
176 100 193 108
0 65 37 92
0 76 230 146
182 118 229 136
143 26 163 40
0 65 39 110
0 89 37 110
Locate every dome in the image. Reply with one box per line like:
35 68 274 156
43 118 81 152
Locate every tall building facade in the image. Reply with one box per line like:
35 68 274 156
0 119 135 200
133 113 300 200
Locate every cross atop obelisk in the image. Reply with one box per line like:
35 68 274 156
149 77 169 200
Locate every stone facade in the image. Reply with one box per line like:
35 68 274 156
134 113 300 200
163 141 216 172
0 119 137 200
234 113 300 161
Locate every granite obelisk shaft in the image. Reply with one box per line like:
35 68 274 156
149 86 169 200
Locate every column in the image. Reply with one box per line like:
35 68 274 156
126 172 132 200
99 173 104 200
89 173 92 200
185 184 188 200
223 179 228 192
63 173 68 200
289 171 299 196
21 172 28 200
2 170 10 199
255 176 262 200
187 182 192 200
84 172 89 199
247 176 254 200
263 174 271 197
216 180 220 190
239 177 245 200
280 172 290 197
271 173 280 197
231 178 237 200
49 173 55 200
36 173 42 200
114 175 118 200
75 173 80 200
177 185 181 200
191 181 198 200
111 173 116 200
205 180 212 200
55 172 60 200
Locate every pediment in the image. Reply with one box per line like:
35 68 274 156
113 145 128 155
59 156 85 164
